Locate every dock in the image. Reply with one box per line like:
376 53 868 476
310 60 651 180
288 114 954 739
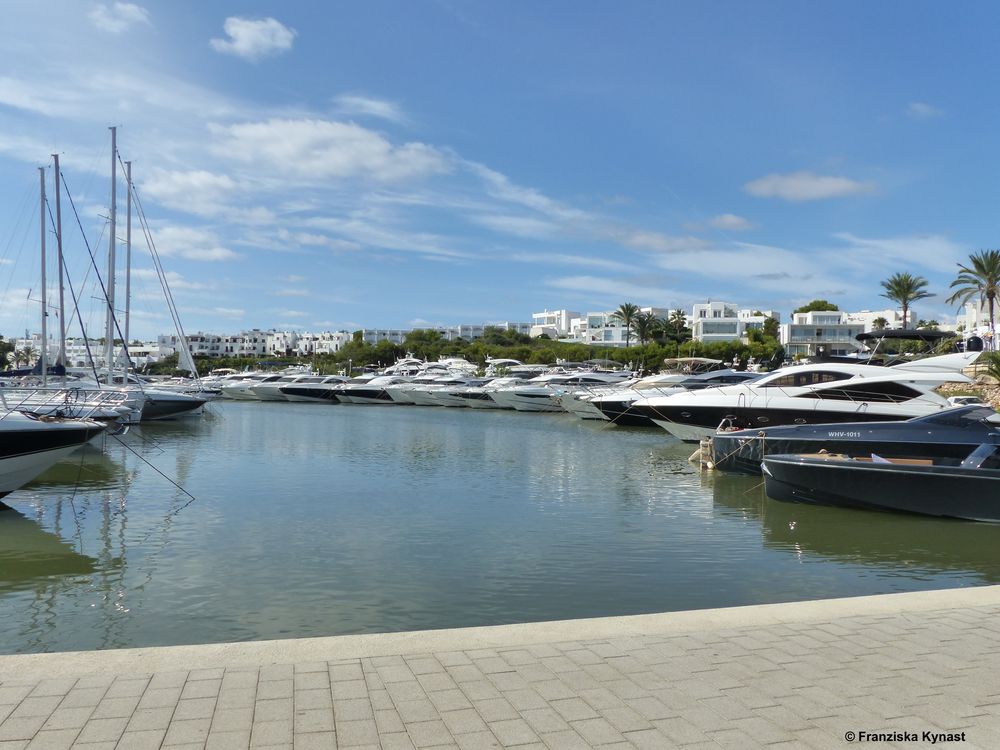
2 585 999 748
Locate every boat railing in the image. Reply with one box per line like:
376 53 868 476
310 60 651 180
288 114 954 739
0 386 134 421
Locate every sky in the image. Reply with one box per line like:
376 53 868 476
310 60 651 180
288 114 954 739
0 1 998 341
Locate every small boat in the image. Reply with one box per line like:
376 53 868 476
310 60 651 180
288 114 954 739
762 443 1000 521
712 404 1000 475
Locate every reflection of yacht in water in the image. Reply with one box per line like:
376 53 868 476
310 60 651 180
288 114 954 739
21 445 126 493
0 510 98 593
708 475 1000 583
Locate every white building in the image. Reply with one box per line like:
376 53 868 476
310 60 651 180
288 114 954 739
565 307 672 347
530 309 581 339
845 308 905 331
15 334 162 369
690 302 780 343
780 310 865 357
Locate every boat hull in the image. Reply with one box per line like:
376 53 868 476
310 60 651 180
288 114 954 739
762 455 1000 522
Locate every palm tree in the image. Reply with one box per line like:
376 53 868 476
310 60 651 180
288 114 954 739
872 317 889 330
879 272 933 329
668 309 688 334
630 311 658 345
946 249 1000 347
611 302 641 347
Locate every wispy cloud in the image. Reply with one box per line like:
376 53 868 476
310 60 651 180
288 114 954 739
333 94 406 123
507 252 632 273
272 288 310 297
907 101 944 119
150 226 241 262
708 213 754 231
210 17 297 62
88 2 151 34
209 119 451 183
744 171 876 202
832 232 962 274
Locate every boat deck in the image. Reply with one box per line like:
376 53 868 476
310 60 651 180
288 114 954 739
2 586 998 748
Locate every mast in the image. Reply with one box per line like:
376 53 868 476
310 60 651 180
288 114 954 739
38 167 48 386
53 154 67 376
124 160 132 361
104 126 117 382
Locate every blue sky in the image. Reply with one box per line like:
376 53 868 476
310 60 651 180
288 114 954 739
0 1 997 340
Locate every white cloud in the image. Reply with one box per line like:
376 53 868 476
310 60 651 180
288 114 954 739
832 232 962 274
182 306 245 319
907 101 944 119
546 275 684 303
88 3 151 34
150 226 241 262
708 213 753 231
210 119 450 183
141 169 239 217
130 268 210 291
302 216 468 259
210 17 296 62
271 309 308 318
617 230 714 254
471 214 559 239
333 94 406 123
507 253 632 273
744 171 875 202
272 288 310 297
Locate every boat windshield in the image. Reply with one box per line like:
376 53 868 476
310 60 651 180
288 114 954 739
915 405 1000 427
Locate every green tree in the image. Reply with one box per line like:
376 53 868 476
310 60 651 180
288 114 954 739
872 316 889 330
630 311 659 345
880 272 933 329
610 303 641 347
762 317 780 339
403 329 444 359
793 300 840 314
668 309 688 334
946 249 1000 346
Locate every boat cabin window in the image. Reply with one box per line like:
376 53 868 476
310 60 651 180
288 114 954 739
759 371 852 388
800 381 924 403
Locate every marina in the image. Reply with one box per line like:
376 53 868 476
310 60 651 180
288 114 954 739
2 398 1000 657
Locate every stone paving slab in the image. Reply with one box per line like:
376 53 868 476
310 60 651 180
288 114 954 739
2 586 1000 748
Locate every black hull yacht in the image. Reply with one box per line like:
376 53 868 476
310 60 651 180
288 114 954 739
762 442 1000 522
0 412 108 502
711 405 1000 474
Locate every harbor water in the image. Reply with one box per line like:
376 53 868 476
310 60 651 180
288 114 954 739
2 400 998 654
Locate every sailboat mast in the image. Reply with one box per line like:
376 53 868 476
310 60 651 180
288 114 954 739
52 154 66 375
124 160 132 357
105 126 117 381
38 167 48 386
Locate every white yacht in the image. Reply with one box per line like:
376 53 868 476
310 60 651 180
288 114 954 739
566 369 761 425
0 411 109 501
278 376 351 403
250 374 317 402
335 375 411 404
630 352 981 442
490 371 633 412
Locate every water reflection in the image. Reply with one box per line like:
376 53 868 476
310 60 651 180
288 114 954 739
0 510 97 593
24 444 127 492
709 474 1000 583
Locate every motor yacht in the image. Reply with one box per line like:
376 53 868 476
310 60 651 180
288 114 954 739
630 352 980 442
0 411 109 501
563 369 760 425
279 376 351 403
490 371 633 412
335 375 411 404
712 403 1000 474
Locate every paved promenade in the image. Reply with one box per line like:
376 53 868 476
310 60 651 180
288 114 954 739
2 586 1000 749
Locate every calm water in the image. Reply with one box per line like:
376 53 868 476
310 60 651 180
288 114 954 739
1 400 998 654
